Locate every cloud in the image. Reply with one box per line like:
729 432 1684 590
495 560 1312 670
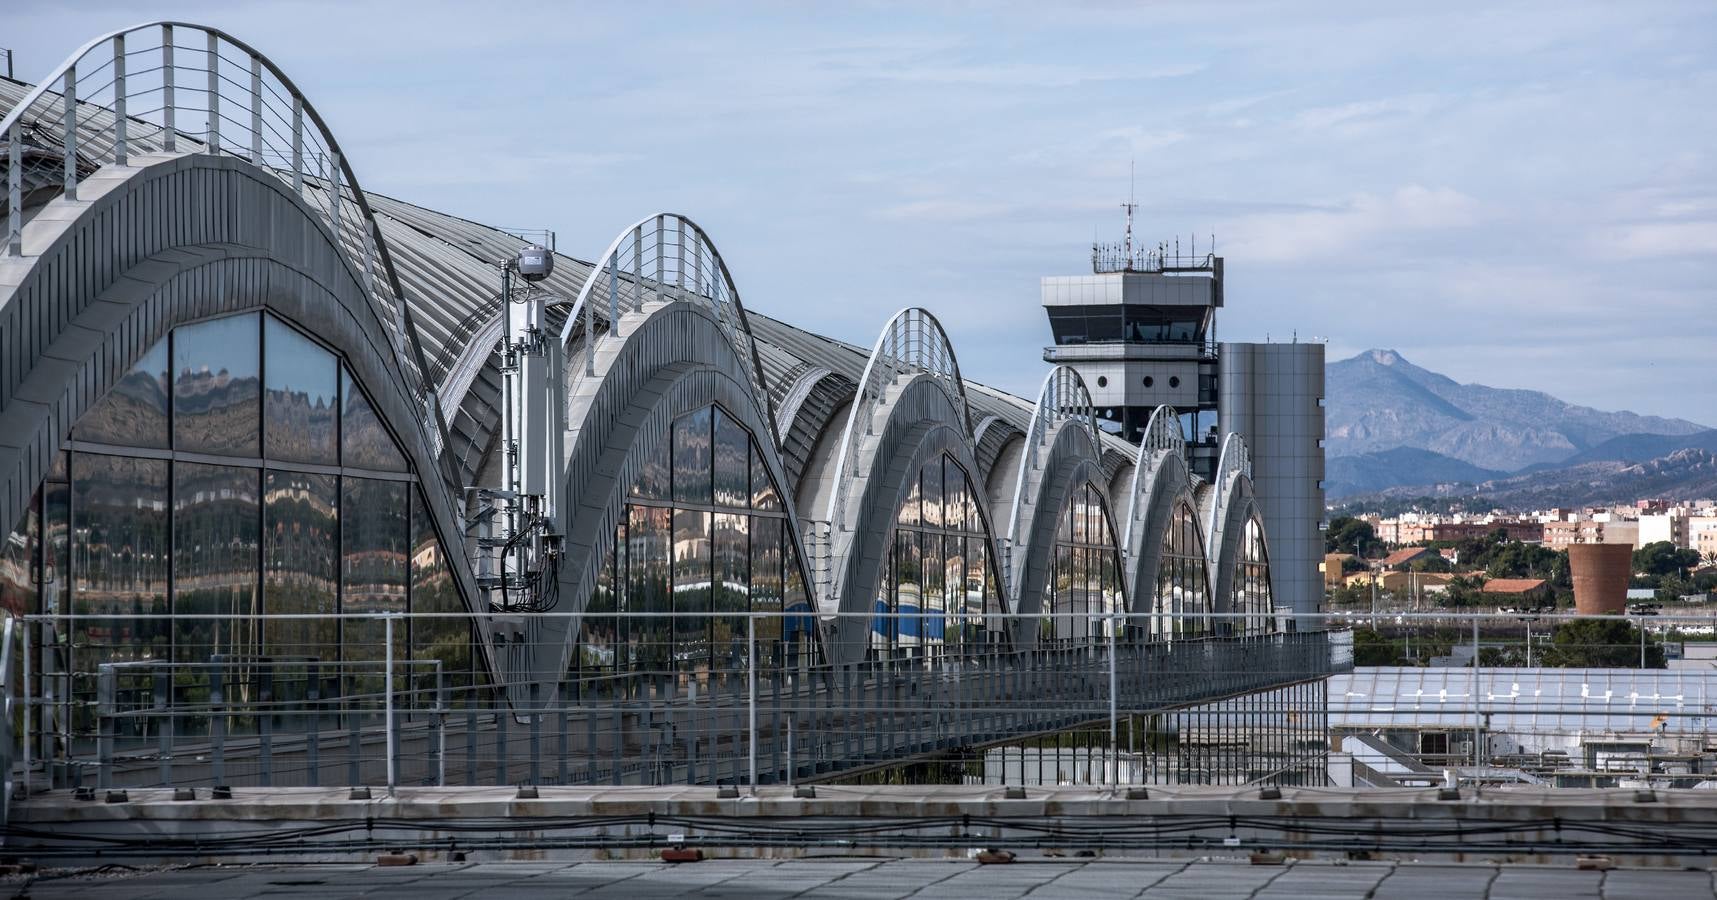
1593 221 1717 260
1218 186 1482 262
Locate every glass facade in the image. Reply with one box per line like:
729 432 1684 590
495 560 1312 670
575 404 816 682
869 452 1006 660
1153 499 1212 639
1040 481 1125 645
1 310 483 717
1233 516 1275 634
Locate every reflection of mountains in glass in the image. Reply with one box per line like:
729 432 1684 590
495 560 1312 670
176 368 261 456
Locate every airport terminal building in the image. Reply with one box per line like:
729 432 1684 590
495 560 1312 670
0 23 1325 739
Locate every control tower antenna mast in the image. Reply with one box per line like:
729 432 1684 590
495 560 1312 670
1121 159 1137 269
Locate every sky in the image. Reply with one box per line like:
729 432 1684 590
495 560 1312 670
10 1 1716 421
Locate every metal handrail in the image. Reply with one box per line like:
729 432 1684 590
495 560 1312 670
556 212 779 450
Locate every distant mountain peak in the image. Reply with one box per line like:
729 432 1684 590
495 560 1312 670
1326 351 1709 475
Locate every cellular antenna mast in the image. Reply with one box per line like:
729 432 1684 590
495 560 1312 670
1121 159 1138 268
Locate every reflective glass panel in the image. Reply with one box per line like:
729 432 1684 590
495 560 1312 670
1 491 37 618
71 454 169 665
77 337 169 448
173 462 261 663
341 367 408 472
628 506 672 675
411 491 475 704
713 407 749 509
263 470 337 661
264 316 338 465
749 441 779 511
712 512 748 669
173 314 260 456
342 478 408 662
672 509 711 671
673 407 712 505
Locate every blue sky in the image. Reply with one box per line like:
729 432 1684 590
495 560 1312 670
13 1 1716 421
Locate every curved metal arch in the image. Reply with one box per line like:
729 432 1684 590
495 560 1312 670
821 307 976 535
0 20 454 485
1004 365 1100 557
556 212 779 447
1205 431 1253 566
1122 404 1185 554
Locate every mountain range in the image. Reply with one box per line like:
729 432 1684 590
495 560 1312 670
1325 349 1715 505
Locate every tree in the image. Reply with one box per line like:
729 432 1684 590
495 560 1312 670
1353 627 1404 666
1635 541 1701 580
1327 516 1384 558
1539 619 1665 669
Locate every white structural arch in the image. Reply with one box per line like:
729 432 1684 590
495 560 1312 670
557 213 779 447
1003 365 1101 594
821 307 975 537
0 21 453 482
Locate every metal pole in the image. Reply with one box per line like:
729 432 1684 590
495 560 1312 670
290 96 303 196
113 35 127 166
206 32 220 153
1640 617 1646 669
385 616 397 796
747 615 758 793
1471 615 1481 768
7 120 20 256
249 54 262 165
162 25 175 153
61 66 77 201
21 620 31 798
608 253 620 339
1108 612 1118 788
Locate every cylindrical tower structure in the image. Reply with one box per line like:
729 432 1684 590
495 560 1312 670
1219 342 1326 619
1569 543 1632 615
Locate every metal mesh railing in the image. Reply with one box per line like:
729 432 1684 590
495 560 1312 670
4 611 1344 796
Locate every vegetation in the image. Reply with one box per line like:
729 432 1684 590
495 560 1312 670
1539 619 1665 669
1325 516 1385 558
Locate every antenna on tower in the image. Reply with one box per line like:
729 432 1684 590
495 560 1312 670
1121 159 1138 269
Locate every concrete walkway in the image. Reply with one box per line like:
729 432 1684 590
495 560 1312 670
6 859 1714 899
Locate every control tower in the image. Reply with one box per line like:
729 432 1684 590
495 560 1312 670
1041 205 1223 478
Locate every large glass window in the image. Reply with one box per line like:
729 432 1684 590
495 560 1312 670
870 453 1007 660
27 310 482 726
172 463 261 663
263 470 338 660
574 404 817 684
75 338 169 448
264 316 339 465
1234 516 1275 635
1041 481 1125 646
1155 499 1212 639
174 314 261 456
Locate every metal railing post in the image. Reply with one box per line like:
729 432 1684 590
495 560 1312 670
20 620 31 797
1108 613 1119 788
528 681 541 786
631 224 644 312
258 665 274 787
307 672 321 787
211 661 227 786
385 616 397 796
249 54 263 165
95 665 114 789
608 254 621 339
747 615 758 792
162 25 175 152
206 31 220 153
112 35 127 166
61 66 77 201
290 96 303 196
153 668 169 787
7 120 20 256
